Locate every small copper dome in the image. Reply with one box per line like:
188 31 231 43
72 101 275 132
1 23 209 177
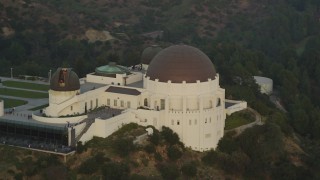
146 45 216 83
141 45 163 65
50 68 80 91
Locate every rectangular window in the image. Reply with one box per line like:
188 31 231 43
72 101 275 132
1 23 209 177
70 106 73 111
114 100 117 106
189 120 191 125
127 101 131 108
195 119 197 125
96 98 98 107
205 134 211 138
90 100 93 109
107 99 110 106
171 120 174 125
121 100 124 107
160 99 165 110
177 120 180 125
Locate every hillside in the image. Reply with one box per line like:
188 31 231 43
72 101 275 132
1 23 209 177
0 123 310 179
1 0 320 179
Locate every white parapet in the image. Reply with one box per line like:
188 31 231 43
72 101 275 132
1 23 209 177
0 100 4 117
225 99 247 115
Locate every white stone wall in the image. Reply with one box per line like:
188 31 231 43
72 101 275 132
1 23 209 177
86 72 143 86
225 99 247 115
254 76 273 95
80 111 138 142
32 113 87 124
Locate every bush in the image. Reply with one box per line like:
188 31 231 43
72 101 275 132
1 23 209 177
167 145 183 161
181 162 197 177
157 163 180 180
144 144 156 154
102 162 130 180
161 126 180 145
113 138 135 156
154 152 163 162
76 141 87 154
130 174 148 180
78 158 99 174
202 150 218 166
149 131 160 145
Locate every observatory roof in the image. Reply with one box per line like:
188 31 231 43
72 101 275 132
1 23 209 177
50 68 80 91
141 45 163 65
146 45 216 83
95 62 130 76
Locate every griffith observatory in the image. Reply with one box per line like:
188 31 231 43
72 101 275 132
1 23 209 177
29 44 247 152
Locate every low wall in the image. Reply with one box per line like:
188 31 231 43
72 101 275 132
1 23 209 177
32 113 87 124
225 99 247 115
80 111 138 143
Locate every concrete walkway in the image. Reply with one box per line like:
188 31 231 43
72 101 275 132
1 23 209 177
225 107 264 136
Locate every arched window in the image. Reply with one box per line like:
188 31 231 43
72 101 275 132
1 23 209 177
144 98 148 106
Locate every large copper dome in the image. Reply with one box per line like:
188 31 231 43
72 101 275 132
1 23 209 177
141 45 163 65
50 68 80 91
146 45 216 83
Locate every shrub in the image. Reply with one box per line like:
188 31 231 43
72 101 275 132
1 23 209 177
76 141 87 154
154 152 163 162
130 174 148 180
181 162 197 177
102 162 130 180
78 158 99 174
167 145 183 161
149 131 160 145
113 138 135 156
202 150 218 166
157 163 180 180
161 126 180 145
144 144 156 154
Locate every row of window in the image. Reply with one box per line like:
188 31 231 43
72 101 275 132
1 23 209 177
107 98 131 108
170 117 214 126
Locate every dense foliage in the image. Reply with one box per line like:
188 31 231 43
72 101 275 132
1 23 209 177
0 0 320 178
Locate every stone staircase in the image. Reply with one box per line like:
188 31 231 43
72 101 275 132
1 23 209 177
72 118 95 146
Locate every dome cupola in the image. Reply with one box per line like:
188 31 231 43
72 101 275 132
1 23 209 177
141 45 163 65
50 68 80 91
146 45 216 83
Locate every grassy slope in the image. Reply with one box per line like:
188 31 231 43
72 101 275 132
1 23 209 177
0 97 27 108
0 88 48 99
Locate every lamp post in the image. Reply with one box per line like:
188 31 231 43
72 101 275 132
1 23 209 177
10 68 13 79
49 69 52 82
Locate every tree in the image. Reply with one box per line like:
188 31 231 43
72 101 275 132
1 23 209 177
161 126 180 145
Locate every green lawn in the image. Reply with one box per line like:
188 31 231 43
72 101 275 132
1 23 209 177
0 88 48 99
2 80 49 91
225 111 255 130
0 98 28 108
